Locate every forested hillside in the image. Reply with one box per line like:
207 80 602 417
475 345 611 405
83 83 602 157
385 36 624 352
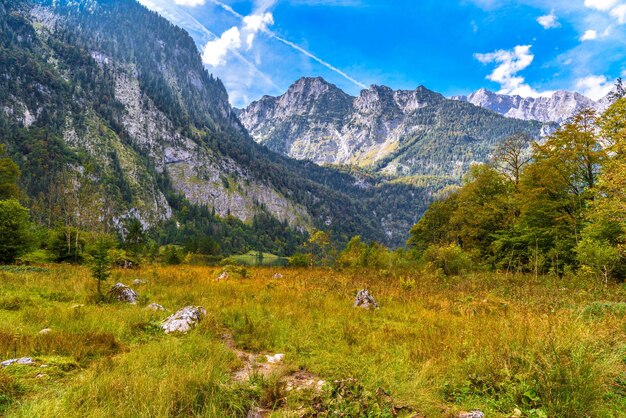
0 0 439 252
408 98 626 280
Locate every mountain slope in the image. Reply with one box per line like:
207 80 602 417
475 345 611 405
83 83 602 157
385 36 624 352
240 78 550 178
0 0 436 247
452 88 607 123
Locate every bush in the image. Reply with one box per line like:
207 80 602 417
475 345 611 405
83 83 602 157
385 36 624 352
424 243 474 276
576 237 621 284
288 253 311 268
0 199 31 264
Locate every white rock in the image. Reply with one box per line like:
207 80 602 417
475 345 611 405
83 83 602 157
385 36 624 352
107 283 139 304
1 357 34 367
146 303 165 311
266 353 285 364
162 306 207 334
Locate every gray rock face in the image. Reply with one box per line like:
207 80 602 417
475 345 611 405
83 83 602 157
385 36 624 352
453 88 607 124
239 78 446 167
354 289 379 309
162 306 207 334
240 77 547 179
107 283 139 304
1 357 34 367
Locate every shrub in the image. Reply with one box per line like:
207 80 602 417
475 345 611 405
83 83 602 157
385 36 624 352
424 243 473 276
0 199 31 264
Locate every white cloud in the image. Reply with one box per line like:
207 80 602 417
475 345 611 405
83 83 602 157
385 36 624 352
537 12 560 29
201 10 275 67
242 12 274 48
173 0 206 6
202 27 241 67
584 0 619 11
610 4 626 23
575 75 614 100
475 45 545 97
581 29 599 40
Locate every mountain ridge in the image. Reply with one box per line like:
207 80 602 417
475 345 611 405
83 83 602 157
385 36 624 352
239 77 550 178
452 88 609 123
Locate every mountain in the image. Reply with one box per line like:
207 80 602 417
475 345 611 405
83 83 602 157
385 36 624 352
239 77 550 179
0 0 438 248
452 88 607 124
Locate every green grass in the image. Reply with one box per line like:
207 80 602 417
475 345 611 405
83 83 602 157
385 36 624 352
0 266 625 417
221 251 288 267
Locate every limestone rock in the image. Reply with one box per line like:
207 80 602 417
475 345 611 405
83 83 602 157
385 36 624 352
272 273 284 279
354 289 379 309
146 303 165 311
107 283 139 304
458 411 485 418
266 353 285 364
1 357 34 367
38 328 52 335
162 306 207 334
132 279 146 285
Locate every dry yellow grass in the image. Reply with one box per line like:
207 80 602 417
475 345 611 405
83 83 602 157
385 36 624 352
0 265 625 417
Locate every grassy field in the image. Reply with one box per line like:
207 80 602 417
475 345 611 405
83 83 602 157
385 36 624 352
0 265 625 417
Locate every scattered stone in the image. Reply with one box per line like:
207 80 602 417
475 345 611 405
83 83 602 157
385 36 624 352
272 273 283 279
132 279 146 285
38 328 52 335
162 306 206 334
458 411 485 418
107 283 139 304
246 407 271 418
354 289 379 309
1 357 34 367
511 409 522 418
266 353 285 364
284 371 326 393
146 303 165 311
36 373 46 379
218 265 249 280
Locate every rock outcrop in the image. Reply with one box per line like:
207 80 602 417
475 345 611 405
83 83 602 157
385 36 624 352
453 88 608 124
162 306 206 334
354 289 379 309
107 283 139 304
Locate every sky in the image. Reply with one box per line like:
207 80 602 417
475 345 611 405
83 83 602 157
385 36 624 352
137 0 626 107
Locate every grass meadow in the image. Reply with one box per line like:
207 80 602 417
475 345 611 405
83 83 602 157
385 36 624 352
0 265 625 417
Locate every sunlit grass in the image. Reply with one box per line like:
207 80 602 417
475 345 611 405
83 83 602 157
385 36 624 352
0 266 625 417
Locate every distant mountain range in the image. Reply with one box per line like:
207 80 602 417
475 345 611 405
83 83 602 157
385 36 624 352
452 88 610 124
239 77 550 178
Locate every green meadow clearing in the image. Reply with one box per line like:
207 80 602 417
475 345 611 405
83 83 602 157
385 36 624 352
0 265 625 417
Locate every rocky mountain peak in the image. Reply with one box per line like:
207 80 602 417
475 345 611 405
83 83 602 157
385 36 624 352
454 88 605 123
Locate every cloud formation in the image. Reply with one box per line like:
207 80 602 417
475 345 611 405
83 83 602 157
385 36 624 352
475 45 544 97
537 11 560 29
206 0 367 89
581 29 598 40
575 75 614 100
584 0 626 24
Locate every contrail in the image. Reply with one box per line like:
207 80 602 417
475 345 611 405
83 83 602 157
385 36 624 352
138 0 282 92
206 0 368 90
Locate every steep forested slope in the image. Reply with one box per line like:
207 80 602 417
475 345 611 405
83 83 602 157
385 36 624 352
0 0 434 248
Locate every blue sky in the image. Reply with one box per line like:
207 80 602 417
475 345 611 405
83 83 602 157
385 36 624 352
138 0 626 107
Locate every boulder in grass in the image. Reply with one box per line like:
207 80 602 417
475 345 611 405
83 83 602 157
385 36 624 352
162 306 207 334
272 273 284 279
132 279 146 286
354 289 379 309
458 411 485 418
1 357 34 367
146 303 166 311
107 283 139 304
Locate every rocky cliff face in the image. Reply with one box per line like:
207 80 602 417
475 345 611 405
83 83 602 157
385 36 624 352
452 89 607 124
240 78 548 178
1 0 438 247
